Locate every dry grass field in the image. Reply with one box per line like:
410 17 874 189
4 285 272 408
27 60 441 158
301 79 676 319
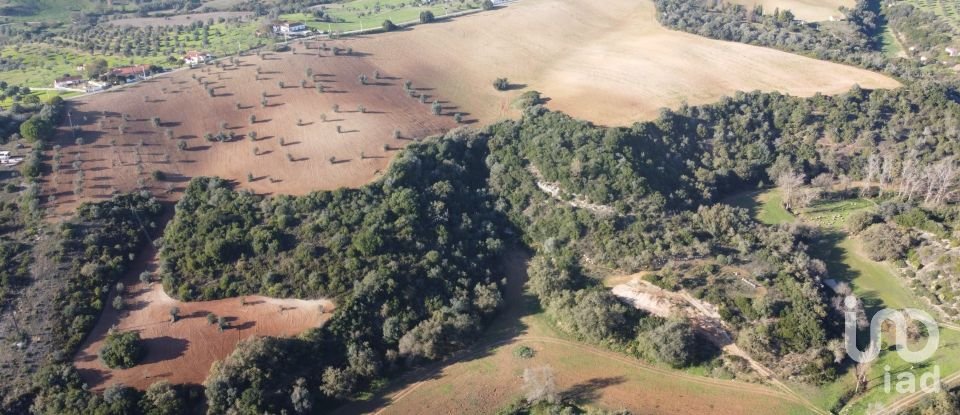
72 248 333 391
350 335 812 415
349 0 898 125
46 0 898 213
728 0 854 21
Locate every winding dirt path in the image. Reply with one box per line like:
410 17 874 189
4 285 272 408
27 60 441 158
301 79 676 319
611 276 828 414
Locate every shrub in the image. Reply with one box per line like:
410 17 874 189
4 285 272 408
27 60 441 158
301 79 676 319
650 320 696 368
382 19 398 32
419 10 435 24
514 345 535 359
861 223 913 261
99 330 145 369
514 90 543 108
846 210 878 234
493 77 510 91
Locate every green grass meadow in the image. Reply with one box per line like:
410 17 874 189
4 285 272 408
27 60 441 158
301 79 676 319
280 0 480 33
732 189 960 413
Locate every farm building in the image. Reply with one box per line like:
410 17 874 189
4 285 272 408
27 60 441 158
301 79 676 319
53 76 84 89
272 21 308 34
86 80 108 92
0 151 23 166
108 64 153 83
184 50 212 65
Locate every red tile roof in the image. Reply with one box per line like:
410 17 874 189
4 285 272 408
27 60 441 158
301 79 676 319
110 64 150 77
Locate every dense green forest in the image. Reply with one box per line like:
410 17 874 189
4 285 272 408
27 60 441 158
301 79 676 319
159 134 511 414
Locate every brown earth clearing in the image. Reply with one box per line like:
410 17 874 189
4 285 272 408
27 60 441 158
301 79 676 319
727 0 855 21
46 47 459 214
72 248 334 391
110 11 253 27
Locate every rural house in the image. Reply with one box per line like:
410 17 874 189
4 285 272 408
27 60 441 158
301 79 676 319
0 151 23 166
184 50 212 65
108 64 152 83
53 75 84 89
86 80 108 92
272 21 308 35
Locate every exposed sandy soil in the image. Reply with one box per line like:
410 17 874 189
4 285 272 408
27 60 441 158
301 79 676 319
351 0 899 126
73 248 334 391
727 0 854 21
46 48 459 213
110 11 253 27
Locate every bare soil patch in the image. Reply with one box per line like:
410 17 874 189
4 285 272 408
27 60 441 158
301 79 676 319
72 249 333 390
110 11 253 27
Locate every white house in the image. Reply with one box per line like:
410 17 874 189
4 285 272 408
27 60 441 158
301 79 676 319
272 21 307 34
86 80 108 92
53 75 84 89
0 151 23 166
184 50 212 65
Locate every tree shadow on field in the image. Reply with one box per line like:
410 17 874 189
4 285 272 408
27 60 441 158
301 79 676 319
76 367 112 387
142 337 190 364
233 321 256 330
562 376 626 404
